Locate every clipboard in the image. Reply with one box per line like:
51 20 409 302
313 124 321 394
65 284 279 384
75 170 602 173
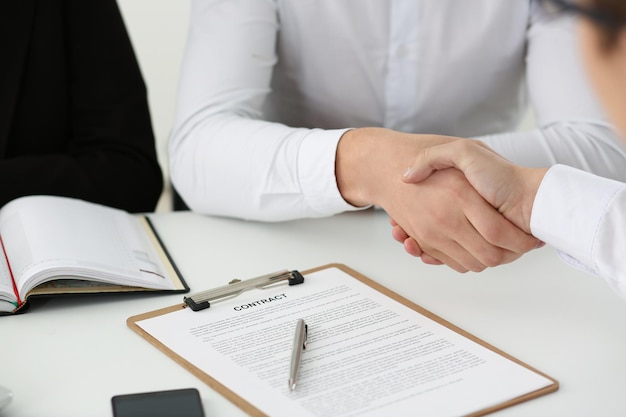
127 263 558 417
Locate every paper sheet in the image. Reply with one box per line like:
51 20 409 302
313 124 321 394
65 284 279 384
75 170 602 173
136 267 554 417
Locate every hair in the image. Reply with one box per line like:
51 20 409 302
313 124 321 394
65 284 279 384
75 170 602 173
590 0 626 17
588 0 626 48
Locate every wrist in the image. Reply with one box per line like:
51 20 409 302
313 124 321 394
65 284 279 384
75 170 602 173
519 167 548 233
335 128 380 207
336 128 463 208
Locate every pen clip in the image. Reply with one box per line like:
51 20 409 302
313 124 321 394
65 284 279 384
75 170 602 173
184 270 305 311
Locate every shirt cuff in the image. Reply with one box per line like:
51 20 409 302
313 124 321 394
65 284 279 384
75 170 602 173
530 164 623 270
297 128 367 216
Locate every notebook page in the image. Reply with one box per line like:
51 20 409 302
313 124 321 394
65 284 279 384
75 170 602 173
0 196 174 295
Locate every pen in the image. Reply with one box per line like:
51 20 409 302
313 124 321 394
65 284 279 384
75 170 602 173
288 318 307 391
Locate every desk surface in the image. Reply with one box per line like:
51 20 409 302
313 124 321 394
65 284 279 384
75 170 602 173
2 209 626 417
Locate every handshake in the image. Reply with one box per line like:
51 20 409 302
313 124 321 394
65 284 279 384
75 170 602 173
336 128 549 274
392 139 549 273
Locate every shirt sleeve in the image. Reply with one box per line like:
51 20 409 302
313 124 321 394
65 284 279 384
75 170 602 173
531 164 626 298
168 0 359 221
476 6 626 182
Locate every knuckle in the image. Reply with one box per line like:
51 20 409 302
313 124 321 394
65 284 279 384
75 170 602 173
502 252 523 264
481 225 506 246
465 259 487 272
480 249 506 267
472 139 488 148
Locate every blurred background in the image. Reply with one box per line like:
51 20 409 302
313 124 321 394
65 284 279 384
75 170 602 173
118 0 190 212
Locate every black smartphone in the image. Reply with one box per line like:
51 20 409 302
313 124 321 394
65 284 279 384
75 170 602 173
111 388 205 417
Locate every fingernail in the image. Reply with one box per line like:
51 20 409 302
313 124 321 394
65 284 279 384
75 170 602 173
535 240 546 249
403 166 412 178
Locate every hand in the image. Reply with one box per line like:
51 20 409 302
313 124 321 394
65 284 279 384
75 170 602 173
389 167 541 271
402 139 548 234
336 129 542 272
390 217 446 267
390 217 443 265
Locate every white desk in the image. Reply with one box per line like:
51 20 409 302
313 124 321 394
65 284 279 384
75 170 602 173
2 209 626 417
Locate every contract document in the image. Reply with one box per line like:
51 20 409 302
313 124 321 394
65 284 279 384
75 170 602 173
129 264 557 417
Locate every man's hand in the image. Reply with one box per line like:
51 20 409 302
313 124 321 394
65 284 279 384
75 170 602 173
336 129 542 272
402 139 547 234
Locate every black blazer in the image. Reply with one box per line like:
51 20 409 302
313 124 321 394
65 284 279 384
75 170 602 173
0 0 163 212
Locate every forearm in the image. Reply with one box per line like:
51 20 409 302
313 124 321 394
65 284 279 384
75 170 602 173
170 113 358 221
531 165 626 298
477 123 626 180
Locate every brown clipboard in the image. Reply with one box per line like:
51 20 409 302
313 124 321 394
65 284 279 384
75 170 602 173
127 263 559 417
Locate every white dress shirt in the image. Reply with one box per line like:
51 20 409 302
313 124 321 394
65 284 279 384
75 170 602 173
170 0 626 221
531 164 626 298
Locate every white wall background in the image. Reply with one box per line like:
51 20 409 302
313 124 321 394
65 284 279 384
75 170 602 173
117 0 191 212
116 1 536 212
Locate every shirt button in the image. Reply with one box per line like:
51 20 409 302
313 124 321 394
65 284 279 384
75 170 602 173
396 45 408 58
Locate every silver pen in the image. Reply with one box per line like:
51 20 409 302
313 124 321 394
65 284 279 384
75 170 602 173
288 318 307 390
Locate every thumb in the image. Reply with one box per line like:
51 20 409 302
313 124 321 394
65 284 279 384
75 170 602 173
402 144 459 183
402 163 436 183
